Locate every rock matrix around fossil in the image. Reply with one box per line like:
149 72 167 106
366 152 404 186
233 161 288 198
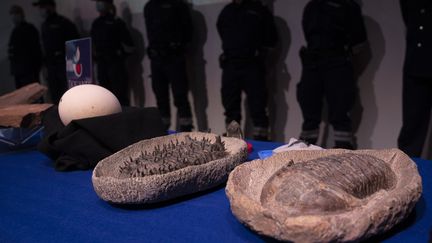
226 149 422 242
93 132 248 204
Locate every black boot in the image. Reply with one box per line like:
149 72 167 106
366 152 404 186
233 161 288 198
334 130 355 149
299 129 319 145
334 141 354 150
253 126 269 141
179 124 193 132
178 117 193 132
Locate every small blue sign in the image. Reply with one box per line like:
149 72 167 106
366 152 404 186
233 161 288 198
65 37 93 88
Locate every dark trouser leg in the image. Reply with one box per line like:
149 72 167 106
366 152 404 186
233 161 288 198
151 60 171 130
16 71 43 102
14 76 26 89
324 58 356 149
107 60 130 106
15 71 39 89
242 62 269 141
297 63 323 144
97 60 129 106
221 63 242 126
97 61 110 90
47 63 67 104
167 56 193 132
398 74 432 157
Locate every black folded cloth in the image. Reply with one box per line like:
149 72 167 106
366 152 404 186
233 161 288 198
38 106 167 171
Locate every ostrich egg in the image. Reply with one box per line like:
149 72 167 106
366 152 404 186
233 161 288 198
58 84 122 126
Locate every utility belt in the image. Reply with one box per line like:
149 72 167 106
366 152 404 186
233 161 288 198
300 46 349 58
300 46 351 65
45 51 65 64
219 50 264 68
95 50 126 62
147 44 185 59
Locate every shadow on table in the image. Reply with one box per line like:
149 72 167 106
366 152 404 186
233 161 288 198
104 183 227 210
430 228 432 243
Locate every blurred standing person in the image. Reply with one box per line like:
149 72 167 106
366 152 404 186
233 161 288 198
91 0 135 106
398 0 432 157
297 0 367 149
144 0 194 132
8 5 42 89
217 0 278 141
33 0 79 104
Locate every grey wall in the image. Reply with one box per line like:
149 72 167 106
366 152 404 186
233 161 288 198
0 0 43 95
1 0 428 155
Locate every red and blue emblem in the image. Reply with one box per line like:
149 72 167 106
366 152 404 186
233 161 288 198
72 47 83 78
65 37 93 88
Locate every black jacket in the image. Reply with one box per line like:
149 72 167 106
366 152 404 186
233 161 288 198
38 106 167 171
144 0 192 50
41 13 79 64
217 0 278 58
8 21 42 76
91 13 135 61
400 0 432 77
302 0 367 51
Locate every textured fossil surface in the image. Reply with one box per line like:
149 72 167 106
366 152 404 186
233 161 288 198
118 135 227 178
261 153 396 215
226 149 422 242
93 132 248 204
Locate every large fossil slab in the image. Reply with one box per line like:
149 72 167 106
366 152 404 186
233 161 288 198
93 132 248 204
226 149 422 242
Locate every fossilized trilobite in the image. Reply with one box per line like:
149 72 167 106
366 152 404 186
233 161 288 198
226 149 422 242
93 132 248 204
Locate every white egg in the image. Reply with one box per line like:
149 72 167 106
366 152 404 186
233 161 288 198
58 84 122 126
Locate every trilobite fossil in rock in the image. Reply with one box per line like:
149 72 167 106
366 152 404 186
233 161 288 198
93 132 248 204
226 149 422 242
261 153 397 215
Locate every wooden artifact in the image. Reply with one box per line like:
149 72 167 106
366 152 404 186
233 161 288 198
0 83 47 107
0 83 51 128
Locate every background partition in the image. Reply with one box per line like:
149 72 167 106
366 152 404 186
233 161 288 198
1 0 430 157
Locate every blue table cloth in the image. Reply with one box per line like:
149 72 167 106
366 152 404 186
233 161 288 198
0 140 431 243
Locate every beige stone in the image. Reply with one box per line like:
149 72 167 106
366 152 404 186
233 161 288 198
226 149 422 242
93 132 248 204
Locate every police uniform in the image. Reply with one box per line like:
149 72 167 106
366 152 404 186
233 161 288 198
41 13 79 104
398 0 432 157
297 0 367 148
217 0 277 141
144 0 193 131
8 21 42 89
91 11 134 106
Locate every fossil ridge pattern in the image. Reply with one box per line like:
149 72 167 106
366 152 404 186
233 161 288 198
226 149 422 242
118 135 227 178
261 153 397 216
93 132 248 204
